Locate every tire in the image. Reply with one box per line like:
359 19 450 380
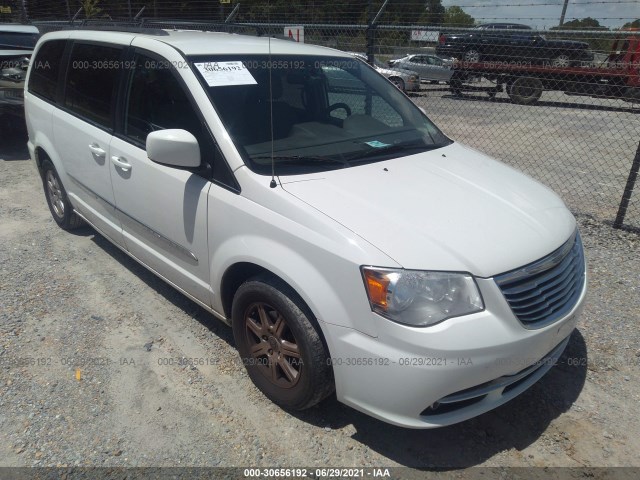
550 54 571 68
232 275 334 410
450 78 463 96
507 77 543 105
389 76 405 92
41 159 84 230
463 49 481 63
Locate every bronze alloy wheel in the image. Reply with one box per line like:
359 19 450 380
232 275 334 410
243 302 302 388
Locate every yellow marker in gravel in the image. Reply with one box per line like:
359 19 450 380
75 369 81 381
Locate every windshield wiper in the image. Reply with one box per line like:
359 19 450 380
345 143 444 163
252 155 350 167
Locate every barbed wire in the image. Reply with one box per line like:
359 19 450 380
445 0 639 7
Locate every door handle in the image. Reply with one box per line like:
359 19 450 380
111 155 132 172
88 143 106 158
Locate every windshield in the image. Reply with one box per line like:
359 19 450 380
189 54 451 175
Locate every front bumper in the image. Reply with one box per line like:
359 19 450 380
406 77 421 91
322 273 586 428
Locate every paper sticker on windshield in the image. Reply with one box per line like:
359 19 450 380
365 140 391 148
194 61 257 87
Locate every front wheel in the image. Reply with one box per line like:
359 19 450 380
463 49 481 63
389 76 405 92
232 275 334 410
41 159 84 230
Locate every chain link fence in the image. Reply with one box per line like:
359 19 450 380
2 1 640 230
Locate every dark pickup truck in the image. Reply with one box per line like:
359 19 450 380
436 26 593 67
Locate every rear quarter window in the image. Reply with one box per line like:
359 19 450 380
0 31 38 49
28 40 67 102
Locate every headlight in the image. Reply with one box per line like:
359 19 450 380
409 75 418 82
361 267 484 327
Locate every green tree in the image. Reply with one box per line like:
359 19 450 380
420 0 446 25
443 6 474 27
621 19 640 29
553 17 606 30
81 0 103 18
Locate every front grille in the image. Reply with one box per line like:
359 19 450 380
495 230 585 328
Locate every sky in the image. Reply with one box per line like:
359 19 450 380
440 0 640 30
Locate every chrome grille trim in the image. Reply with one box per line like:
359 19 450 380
495 230 585 328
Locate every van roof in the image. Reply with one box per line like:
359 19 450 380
39 29 349 57
0 24 39 34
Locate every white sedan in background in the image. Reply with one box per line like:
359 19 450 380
389 53 454 83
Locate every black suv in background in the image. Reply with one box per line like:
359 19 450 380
1 25 39 115
436 24 593 67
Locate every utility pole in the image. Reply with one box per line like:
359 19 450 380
559 0 570 26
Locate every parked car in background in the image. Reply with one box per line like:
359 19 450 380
436 25 593 67
473 23 533 31
349 52 420 92
388 54 454 83
1 24 39 114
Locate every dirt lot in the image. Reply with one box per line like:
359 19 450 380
1 109 639 472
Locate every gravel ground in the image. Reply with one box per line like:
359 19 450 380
1 117 639 471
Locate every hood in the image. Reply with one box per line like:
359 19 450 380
280 142 575 278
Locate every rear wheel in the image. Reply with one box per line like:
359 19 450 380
550 54 571 68
507 77 543 105
232 275 334 410
450 78 463 96
41 159 84 230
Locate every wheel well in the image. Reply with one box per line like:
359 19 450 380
220 262 275 319
220 263 323 331
34 147 50 177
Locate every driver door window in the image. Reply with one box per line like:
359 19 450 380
125 54 203 146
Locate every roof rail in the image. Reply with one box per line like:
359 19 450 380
68 24 170 36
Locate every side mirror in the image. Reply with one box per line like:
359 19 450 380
146 129 201 168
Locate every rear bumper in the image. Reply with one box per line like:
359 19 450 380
0 87 25 107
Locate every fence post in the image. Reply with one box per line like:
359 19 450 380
366 0 374 65
366 0 389 65
613 140 640 229
19 0 27 23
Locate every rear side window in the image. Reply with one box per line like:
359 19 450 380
64 43 123 129
0 31 38 49
28 40 67 102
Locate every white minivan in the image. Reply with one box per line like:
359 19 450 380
24 29 586 428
